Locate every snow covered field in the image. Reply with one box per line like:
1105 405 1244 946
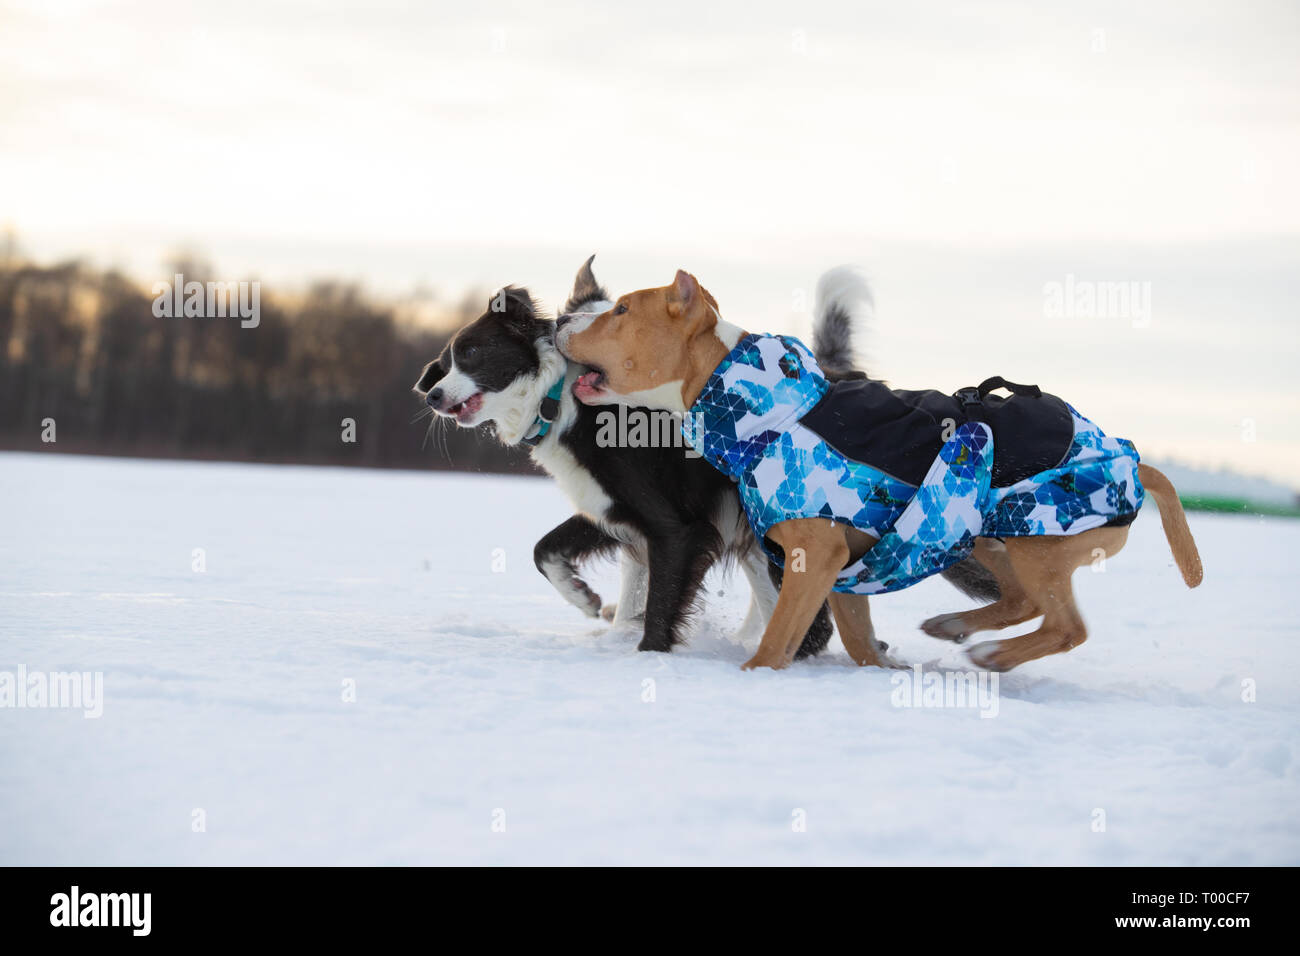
1 450 1297 865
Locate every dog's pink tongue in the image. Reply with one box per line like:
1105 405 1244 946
574 371 604 403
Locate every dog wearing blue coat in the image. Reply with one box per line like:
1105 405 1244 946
557 268 1204 672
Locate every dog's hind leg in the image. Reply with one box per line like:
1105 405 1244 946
533 515 620 618
921 538 1039 643
965 527 1129 671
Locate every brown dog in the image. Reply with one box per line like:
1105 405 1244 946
557 270 1203 672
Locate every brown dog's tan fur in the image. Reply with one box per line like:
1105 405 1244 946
561 270 1204 672
562 278 732 411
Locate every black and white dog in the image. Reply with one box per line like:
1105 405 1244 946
414 258 996 654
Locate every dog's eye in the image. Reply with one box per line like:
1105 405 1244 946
614 303 628 315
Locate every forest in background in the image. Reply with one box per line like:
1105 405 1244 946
0 252 533 475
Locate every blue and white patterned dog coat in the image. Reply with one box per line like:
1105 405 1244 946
680 333 1144 595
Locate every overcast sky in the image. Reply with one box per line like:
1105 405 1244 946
2 0 1297 484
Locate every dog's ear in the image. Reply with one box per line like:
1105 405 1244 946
667 269 700 319
489 285 536 319
563 254 607 314
492 286 550 338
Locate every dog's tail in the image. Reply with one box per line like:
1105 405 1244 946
812 266 872 378
1137 463 1204 588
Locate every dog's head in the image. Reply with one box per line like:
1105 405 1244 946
557 269 719 410
413 257 616 444
413 286 556 433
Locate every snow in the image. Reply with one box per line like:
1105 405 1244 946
1 450 1297 865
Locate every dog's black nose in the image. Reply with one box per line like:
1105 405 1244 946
425 387 443 408
556 313 572 330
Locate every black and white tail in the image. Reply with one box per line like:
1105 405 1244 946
813 265 873 379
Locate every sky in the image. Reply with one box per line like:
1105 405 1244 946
2 0 1298 485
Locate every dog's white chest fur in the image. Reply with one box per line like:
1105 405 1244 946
532 437 614 521
529 373 620 526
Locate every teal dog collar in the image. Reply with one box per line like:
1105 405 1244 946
520 374 566 446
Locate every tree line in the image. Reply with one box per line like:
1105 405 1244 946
0 255 534 475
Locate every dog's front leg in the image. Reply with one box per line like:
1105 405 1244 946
638 524 720 653
763 561 835 659
828 593 892 667
734 547 779 642
607 549 649 625
742 519 848 670
533 514 620 618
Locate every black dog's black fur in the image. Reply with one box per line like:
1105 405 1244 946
542 411 814 655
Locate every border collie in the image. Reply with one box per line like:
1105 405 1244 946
414 258 996 654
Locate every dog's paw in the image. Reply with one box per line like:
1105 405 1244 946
921 612 969 643
847 646 905 669
564 576 602 618
966 640 1015 672
741 652 788 671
